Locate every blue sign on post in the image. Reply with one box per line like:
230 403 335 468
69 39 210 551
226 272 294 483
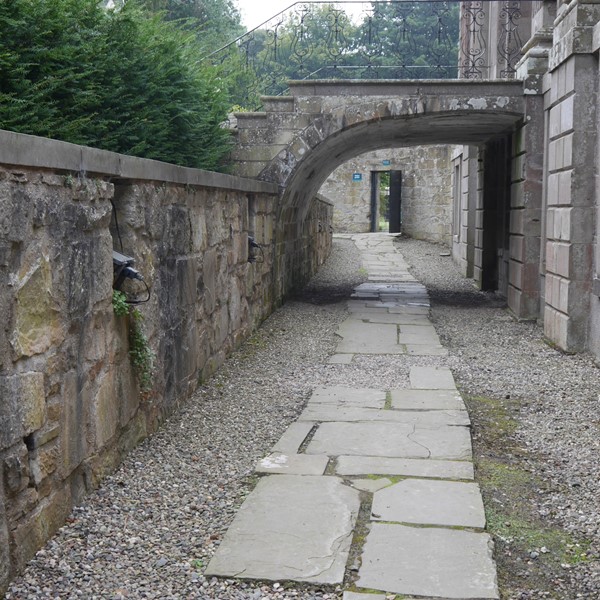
352 173 362 181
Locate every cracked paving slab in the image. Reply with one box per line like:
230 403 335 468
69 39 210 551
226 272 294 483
335 455 474 480
410 366 457 390
272 421 315 454
204 475 360 584
298 405 470 426
256 452 329 475
371 479 486 528
390 389 466 411
308 386 386 408
305 421 472 460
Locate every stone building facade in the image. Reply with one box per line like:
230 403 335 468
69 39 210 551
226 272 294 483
319 146 453 245
451 0 600 355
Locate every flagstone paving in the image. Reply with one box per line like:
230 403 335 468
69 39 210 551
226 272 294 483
205 234 499 599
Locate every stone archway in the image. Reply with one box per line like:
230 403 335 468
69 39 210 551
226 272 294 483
232 79 543 318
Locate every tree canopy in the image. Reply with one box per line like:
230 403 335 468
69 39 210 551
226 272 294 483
214 1 461 107
137 0 244 53
0 0 233 170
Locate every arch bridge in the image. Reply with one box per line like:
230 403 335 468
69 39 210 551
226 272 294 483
232 78 543 320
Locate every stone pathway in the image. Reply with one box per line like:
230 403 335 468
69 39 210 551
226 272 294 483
205 234 499 599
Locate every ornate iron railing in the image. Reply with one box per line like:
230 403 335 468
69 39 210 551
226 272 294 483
207 1 529 108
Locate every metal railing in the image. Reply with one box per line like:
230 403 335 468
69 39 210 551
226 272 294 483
207 1 528 108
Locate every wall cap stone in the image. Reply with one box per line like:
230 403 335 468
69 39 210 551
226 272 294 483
288 79 525 97
0 129 278 195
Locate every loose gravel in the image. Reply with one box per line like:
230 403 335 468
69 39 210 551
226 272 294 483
6 235 600 600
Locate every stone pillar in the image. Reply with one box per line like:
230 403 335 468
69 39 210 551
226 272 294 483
504 0 554 319
452 146 480 279
543 0 599 350
231 97 313 180
589 27 600 357
506 95 544 318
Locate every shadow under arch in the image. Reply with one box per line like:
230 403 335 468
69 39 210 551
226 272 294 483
247 80 537 298
272 109 524 227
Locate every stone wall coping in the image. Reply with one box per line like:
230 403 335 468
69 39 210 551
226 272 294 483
287 79 525 97
0 129 279 195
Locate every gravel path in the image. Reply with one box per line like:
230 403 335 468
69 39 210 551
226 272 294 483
6 235 600 599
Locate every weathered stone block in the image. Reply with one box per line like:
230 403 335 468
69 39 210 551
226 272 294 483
508 259 523 290
30 440 60 486
31 424 60 449
544 306 570 350
20 372 46 436
3 443 30 495
60 371 90 477
10 486 70 571
91 370 119 450
555 241 572 278
11 254 64 358
0 376 22 449
202 248 218 313
0 478 9 595
0 187 32 242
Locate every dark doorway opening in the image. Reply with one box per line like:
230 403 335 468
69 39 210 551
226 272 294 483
370 169 402 233
482 136 512 291
389 170 402 233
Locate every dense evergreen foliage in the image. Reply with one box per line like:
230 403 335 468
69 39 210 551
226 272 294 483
138 0 244 53
0 0 232 170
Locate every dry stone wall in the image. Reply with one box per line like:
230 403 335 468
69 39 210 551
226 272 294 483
0 132 332 593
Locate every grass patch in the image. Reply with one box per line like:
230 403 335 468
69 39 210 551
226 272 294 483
485 506 590 567
464 393 593 598
384 391 392 410
465 394 519 442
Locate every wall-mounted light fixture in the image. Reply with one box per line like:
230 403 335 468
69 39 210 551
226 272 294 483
113 250 143 290
248 235 264 263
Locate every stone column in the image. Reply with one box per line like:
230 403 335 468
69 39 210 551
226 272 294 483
589 28 600 357
543 0 599 350
473 148 485 287
505 0 554 319
452 146 480 280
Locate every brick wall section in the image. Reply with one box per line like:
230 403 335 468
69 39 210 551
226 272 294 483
0 132 332 593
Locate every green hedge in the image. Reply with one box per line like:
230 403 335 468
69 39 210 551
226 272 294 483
0 0 232 170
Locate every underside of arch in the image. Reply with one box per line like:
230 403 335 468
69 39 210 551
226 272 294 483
275 110 523 221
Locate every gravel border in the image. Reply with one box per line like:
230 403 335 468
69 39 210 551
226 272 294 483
6 235 600 600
